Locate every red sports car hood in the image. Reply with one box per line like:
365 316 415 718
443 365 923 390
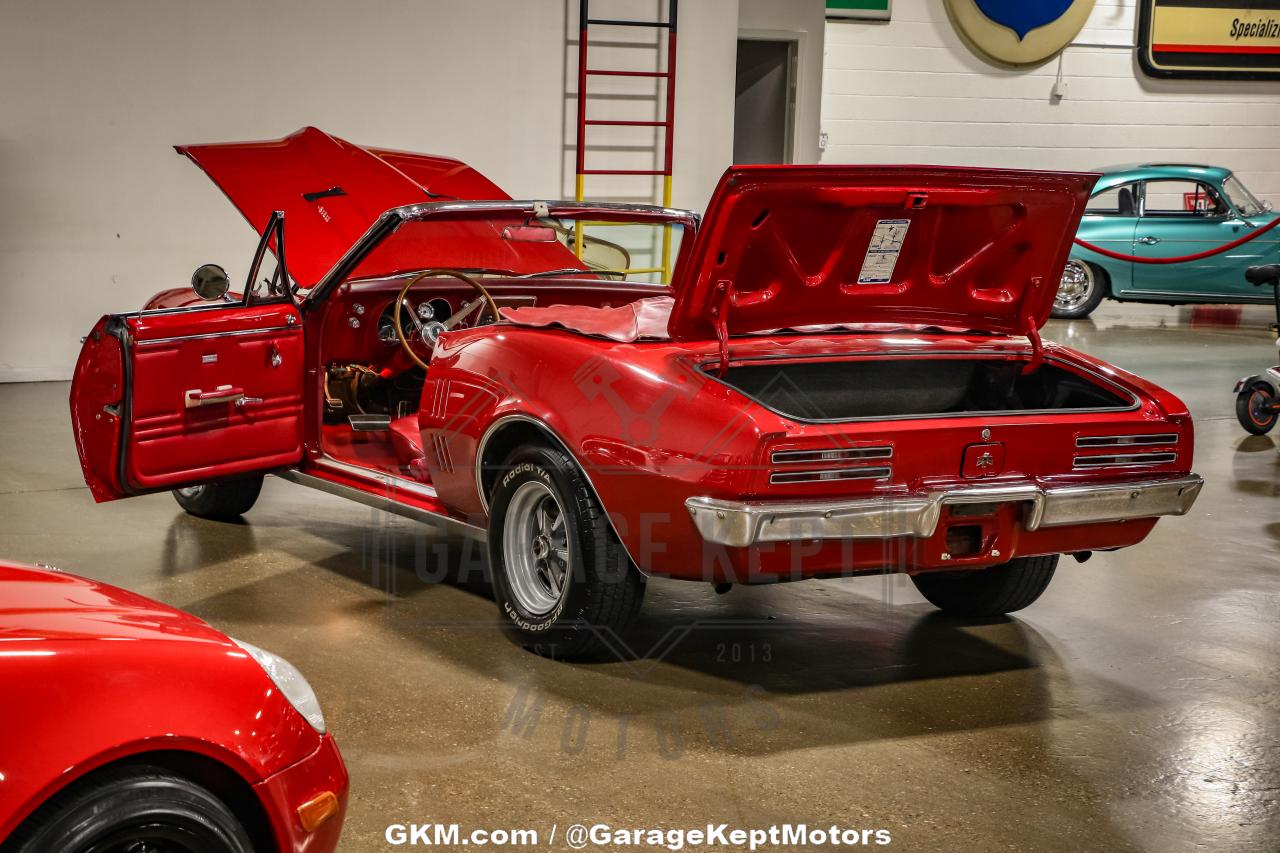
177 127 515 286
0 561 228 645
178 127 587 285
667 165 1097 341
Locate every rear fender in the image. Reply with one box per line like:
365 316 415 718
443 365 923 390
1234 368 1280 395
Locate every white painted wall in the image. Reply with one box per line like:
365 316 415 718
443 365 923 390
822 0 1280 204
0 0 741 381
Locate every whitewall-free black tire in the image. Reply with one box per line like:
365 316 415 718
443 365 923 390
5 766 255 853
172 477 263 520
911 555 1059 617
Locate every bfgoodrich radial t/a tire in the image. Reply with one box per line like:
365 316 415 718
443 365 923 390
911 555 1059 617
488 445 644 660
6 766 254 853
172 477 264 520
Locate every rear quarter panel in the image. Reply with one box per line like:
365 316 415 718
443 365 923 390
422 326 776 568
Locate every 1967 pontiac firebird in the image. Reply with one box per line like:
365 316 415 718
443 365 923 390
71 128 1203 658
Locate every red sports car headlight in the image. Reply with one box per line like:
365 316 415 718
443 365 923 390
232 638 326 733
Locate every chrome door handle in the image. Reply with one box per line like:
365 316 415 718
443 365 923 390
1138 236 1160 245
184 386 245 408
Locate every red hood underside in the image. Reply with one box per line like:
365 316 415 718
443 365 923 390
177 127 584 286
667 165 1097 341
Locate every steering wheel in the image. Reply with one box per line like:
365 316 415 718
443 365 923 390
394 269 501 370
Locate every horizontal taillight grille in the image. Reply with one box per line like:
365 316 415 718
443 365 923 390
769 466 892 485
1075 433 1179 449
767 444 892 486
771 446 893 465
1073 452 1178 468
1074 433 1179 470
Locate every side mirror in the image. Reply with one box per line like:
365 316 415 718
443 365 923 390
191 264 231 301
1265 200 1274 213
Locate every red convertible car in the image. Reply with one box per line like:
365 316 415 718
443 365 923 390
71 128 1203 658
0 560 347 852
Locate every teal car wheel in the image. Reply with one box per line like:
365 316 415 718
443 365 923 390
1052 260 1107 319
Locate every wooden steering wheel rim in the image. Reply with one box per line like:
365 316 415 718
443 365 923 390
393 269 501 371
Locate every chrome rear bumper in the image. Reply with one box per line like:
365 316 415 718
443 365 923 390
684 475 1204 548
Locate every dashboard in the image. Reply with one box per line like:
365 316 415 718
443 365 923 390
373 298 456 346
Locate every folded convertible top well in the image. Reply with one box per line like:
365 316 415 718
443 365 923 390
499 296 977 342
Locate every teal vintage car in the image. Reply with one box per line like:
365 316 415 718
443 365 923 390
1053 164 1279 319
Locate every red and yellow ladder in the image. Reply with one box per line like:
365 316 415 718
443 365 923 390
574 0 679 281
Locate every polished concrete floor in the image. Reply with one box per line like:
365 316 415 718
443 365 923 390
1 301 1277 852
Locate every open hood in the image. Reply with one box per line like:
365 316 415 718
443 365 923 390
177 127 513 286
667 165 1097 342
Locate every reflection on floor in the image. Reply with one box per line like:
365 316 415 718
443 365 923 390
0 300 1277 852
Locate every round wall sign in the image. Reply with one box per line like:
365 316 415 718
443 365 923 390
944 0 1097 66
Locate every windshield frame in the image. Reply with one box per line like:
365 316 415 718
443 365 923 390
1222 174 1267 218
303 200 700 308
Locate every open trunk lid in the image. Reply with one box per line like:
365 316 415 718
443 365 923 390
667 165 1097 342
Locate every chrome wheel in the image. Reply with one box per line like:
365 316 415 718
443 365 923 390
501 481 571 616
174 486 205 500
1055 260 1096 313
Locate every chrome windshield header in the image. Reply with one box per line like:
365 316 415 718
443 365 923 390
305 199 700 307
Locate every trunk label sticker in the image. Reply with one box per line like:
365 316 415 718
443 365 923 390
858 219 911 284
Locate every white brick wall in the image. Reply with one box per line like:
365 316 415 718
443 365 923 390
0 0 740 380
821 0 1280 203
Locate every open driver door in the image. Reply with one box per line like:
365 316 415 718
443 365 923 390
70 213 305 502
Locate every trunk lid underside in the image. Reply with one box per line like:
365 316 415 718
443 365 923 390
667 165 1097 342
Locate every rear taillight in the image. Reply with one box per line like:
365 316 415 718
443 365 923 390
1073 433 1180 470
767 444 893 485
770 446 892 465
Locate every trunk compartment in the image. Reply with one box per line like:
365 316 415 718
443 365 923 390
708 356 1133 422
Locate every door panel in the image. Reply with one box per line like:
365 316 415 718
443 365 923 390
1075 214 1136 292
70 303 305 501
1130 218 1258 298
70 316 127 502
1131 178 1258 298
